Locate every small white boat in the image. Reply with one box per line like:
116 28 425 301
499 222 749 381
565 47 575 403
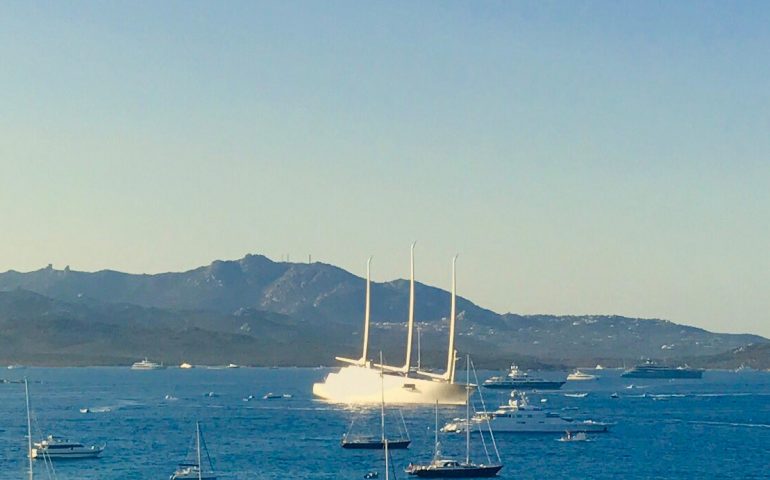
179 362 193 369
165 395 179 401
564 392 588 398
610 392 619 399
32 435 105 459
558 431 588 442
79 408 90 414
567 370 598 381
131 358 165 370
226 363 240 369
594 364 604 370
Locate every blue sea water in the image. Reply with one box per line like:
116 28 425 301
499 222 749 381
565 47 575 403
1 367 769 479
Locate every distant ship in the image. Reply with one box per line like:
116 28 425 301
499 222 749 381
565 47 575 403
621 361 703 379
131 358 165 370
313 247 470 405
483 365 565 390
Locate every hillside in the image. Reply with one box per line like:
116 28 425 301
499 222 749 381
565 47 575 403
0 255 766 367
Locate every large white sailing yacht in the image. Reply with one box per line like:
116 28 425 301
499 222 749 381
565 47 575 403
312 245 470 405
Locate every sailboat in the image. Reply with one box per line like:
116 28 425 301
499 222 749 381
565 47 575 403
313 248 470 405
169 422 217 480
406 358 503 478
342 353 411 449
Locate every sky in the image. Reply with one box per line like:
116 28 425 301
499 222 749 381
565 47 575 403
1 1 769 336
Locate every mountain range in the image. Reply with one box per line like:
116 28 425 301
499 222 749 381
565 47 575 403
1 254 767 368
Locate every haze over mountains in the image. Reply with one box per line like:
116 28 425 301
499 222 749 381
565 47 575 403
1 254 767 368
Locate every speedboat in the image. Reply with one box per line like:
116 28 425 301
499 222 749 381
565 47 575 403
483 365 565 390
443 391 611 434
558 431 588 442
32 435 104 459
131 358 164 370
566 370 597 381
179 362 193 369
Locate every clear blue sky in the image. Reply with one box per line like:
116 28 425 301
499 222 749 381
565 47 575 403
1 1 768 336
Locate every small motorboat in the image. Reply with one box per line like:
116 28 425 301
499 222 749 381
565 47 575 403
364 472 379 479
79 408 90 414
567 370 598 381
558 431 588 442
610 392 619 399
564 392 588 398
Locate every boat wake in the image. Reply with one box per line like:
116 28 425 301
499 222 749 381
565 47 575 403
687 420 770 429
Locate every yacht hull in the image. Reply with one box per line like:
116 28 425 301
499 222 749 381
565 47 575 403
408 465 503 478
313 365 470 405
482 381 565 390
341 438 411 449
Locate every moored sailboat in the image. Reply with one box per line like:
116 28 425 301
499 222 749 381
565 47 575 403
170 422 217 480
406 357 503 478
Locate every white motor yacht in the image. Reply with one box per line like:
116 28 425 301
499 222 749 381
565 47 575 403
32 435 104 459
131 358 165 370
566 370 598 381
442 391 611 434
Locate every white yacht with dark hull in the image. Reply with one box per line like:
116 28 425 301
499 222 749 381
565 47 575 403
313 247 471 405
442 391 611 434
32 435 104 460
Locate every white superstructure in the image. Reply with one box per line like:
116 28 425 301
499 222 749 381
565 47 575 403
442 391 610 434
313 247 470 405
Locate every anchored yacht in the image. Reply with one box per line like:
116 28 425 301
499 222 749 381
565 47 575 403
313 247 470 405
483 365 565 390
131 358 164 370
442 391 610 434
32 435 104 459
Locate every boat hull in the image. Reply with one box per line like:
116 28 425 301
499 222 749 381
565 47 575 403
32 449 103 459
341 439 411 449
313 365 471 405
482 381 565 390
408 465 503 478
621 369 702 379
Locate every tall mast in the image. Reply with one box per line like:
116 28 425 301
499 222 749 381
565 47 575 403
403 242 416 373
416 326 421 370
361 256 373 364
465 355 470 465
434 401 439 458
196 422 202 480
25 378 33 480
384 438 390 480
446 255 458 383
380 351 385 443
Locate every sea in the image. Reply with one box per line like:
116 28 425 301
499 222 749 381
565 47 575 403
1 367 769 479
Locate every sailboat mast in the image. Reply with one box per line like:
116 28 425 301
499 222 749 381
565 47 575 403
196 422 202 480
25 378 33 480
361 256 373 364
465 355 470 465
403 242 416 374
384 439 390 480
416 326 421 370
434 400 439 458
446 255 458 383
380 351 386 443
